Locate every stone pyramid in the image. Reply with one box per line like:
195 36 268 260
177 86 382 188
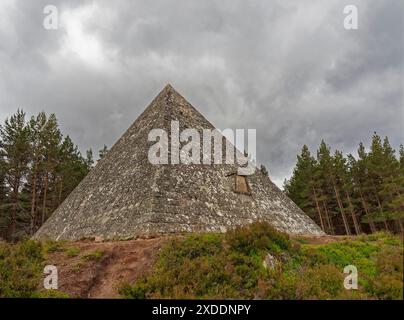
34 85 324 240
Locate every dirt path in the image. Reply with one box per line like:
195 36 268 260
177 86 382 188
46 237 169 298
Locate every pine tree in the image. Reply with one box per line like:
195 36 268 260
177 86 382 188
0 156 7 239
0 110 30 241
98 145 109 160
352 143 378 233
283 134 402 235
260 164 268 176
54 136 89 211
380 138 403 232
39 114 62 224
366 133 391 230
0 110 92 239
284 145 326 231
27 112 47 234
317 141 351 235
335 150 361 234
86 149 94 169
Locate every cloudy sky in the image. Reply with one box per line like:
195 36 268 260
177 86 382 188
0 0 403 187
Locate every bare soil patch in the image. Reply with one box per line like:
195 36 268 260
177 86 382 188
46 237 169 298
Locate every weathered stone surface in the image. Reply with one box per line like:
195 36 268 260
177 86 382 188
34 85 324 241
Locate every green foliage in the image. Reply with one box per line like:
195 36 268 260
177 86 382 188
226 221 292 255
0 240 44 297
119 281 148 299
0 239 73 298
43 240 64 254
316 242 378 275
0 226 401 300
32 289 70 298
260 164 268 176
367 247 403 300
98 144 109 160
284 133 404 235
264 264 345 300
0 110 91 241
119 223 403 300
65 246 80 258
82 249 104 261
119 224 283 299
0 239 74 298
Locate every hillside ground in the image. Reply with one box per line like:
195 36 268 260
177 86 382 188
42 234 353 298
0 223 402 299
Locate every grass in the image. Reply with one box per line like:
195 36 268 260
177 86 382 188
65 246 80 258
43 240 65 254
119 223 403 300
82 249 104 261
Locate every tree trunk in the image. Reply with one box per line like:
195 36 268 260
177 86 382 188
319 189 334 235
312 186 325 231
398 219 403 235
332 181 351 235
390 175 402 197
30 162 38 235
58 179 63 203
370 179 389 231
41 171 48 225
321 197 334 235
375 192 389 231
359 188 376 233
10 197 17 241
345 190 361 234
10 176 20 241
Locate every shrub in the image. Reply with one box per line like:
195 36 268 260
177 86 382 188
118 222 403 300
262 264 344 300
119 281 148 299
0 240 44 298
226 222 292 255
368 247 403 300
294 264 343 299
120 223 294 299
32 289 70 298
43 240 64 254
305 240 382 288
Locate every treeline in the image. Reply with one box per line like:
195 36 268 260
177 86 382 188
284 134 404 235
0 110 100 241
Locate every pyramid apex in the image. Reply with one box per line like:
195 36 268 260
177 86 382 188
158 83 184 102
163 83 175 92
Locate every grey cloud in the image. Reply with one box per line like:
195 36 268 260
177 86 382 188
0 0 402 187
